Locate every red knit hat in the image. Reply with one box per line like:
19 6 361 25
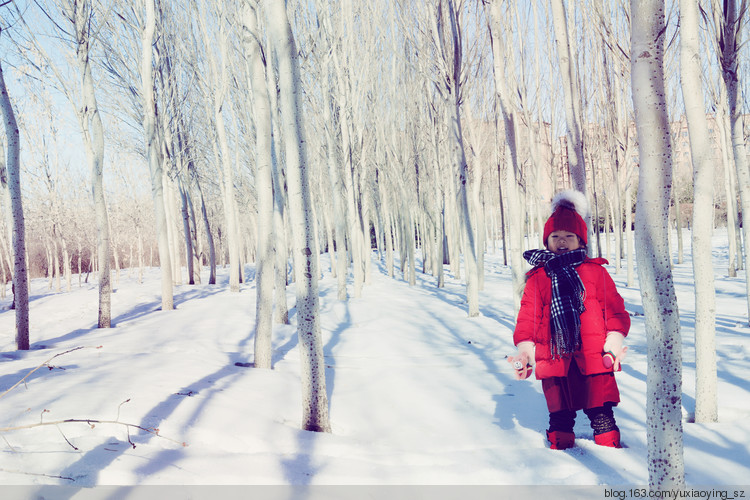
543 190 589 246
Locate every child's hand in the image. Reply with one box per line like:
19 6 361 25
508 342 535 380
603 332 628 371
507 353 533 379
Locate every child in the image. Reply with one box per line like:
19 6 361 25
508 190 630 450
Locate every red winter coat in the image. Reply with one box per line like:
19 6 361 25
513 257 630 380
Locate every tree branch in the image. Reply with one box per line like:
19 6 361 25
1 418 188 448
0 346 93 401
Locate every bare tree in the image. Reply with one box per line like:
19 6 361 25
242 0 275 369
68 0 112 328
484 0 526 313
196 0 242 293
8 0 112 326
715 0 750 323
429 0 479 316
141 0 174 311
0 57 30 350
550 0 586 195
680 0 717 423
631 0 684 488
264 0 330 433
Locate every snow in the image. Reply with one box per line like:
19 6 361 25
1 230 749 487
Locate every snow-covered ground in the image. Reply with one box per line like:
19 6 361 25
1 230 749 488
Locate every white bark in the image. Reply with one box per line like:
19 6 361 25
265 0 330 433
435 0 479 317
264 42 290 325
69 0 112 328
631 0 685 488
197 2 241 292
550 0 586 194
485 0 525 313
243 0 275 369
141 0 174 311
718 0 750 324
314 2 349 301
680 0 717 423
332 50 365 299
1 60 30 350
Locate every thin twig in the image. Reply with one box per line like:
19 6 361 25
0 346 96 401
0 419 188 447
0 467 75 481
55 424 78 451
116 398 131 421
1 434 16 452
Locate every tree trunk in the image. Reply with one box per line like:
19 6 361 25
243 0 275 369
178 179 195 285
719 0 750 324
550 0 586 195
717 101 739 277
141 0 174 311
1 60 30 350
265 0 330 433
631 0 685 488
321 63 349 301
265 49 290 325
680 0 717 424
485 0 524 312
69 0 111 327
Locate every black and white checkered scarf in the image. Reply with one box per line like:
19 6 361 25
523 248 587 359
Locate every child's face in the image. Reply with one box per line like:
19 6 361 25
546 231 581 255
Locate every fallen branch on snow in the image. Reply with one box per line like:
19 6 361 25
1 346 188 450
0 417 187 448
0 346 91 401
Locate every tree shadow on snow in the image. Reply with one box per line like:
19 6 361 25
29 355 248 494
278 282 352 485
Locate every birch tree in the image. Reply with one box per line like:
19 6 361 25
314 0 351 301
484 0 526 312
631 0 684 488
68 0 111 328
550 0 586 195
242 0 274 369
265 0 330 433
715 0 750 324
196 0 242 293
1 58 30 350
680 0 717 423
141 0 174 311
9 0 112 326
430 0 479 317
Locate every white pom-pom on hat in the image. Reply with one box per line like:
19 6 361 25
550 189 590 220
544 189 590 246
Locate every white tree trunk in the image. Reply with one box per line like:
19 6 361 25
438 0 479 317
321 67 349 301
717 102 739 277
141 0 173 311
71 0 112 328
332 56 365 299
625 186 635 287
265 0 330 433
719 0 750 324
550 0 586 194
631 0 685 488
680 0 717 423
485 0 525 313
199 3 241 293
265 48 290 325
1 60 30 350
243 0 275 369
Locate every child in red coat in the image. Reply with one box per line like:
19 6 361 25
508 190 630 450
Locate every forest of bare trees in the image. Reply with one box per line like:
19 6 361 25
1 0 749 489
